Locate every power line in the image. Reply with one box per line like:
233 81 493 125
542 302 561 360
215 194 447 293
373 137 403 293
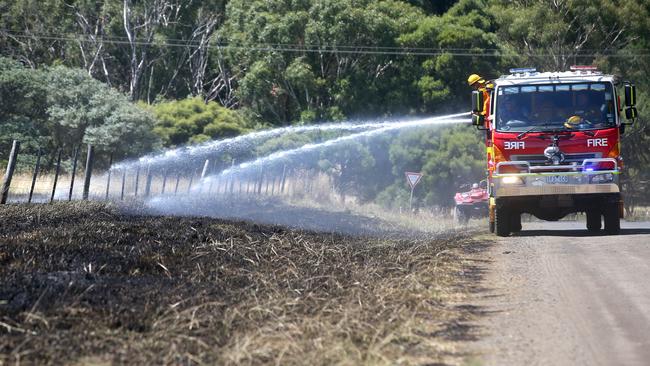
3 30 649 58
4 29 648 54
1 30 501 56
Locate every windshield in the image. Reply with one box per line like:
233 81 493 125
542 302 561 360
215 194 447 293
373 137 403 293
495 82 617 132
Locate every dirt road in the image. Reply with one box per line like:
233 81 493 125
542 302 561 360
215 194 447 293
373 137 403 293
472 220 650 366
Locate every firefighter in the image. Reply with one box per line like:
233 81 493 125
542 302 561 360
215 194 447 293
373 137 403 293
566 92 602 128
575 92 602 122
498 97 529 126
534 100 559 123
468 74 491 116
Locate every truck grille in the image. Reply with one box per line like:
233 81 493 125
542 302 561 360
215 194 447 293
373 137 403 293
510 153 600 166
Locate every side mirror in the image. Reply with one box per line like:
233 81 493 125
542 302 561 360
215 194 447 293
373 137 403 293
472 90 484 114
625 106 638 120
624 83 636 107
472 113 485 126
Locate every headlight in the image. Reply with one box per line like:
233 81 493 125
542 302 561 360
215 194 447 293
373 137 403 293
590 173 614 184
502 176 525 185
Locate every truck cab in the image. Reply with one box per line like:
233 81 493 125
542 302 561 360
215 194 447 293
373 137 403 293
471 67 638 236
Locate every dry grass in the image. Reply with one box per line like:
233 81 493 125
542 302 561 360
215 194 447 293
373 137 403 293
0 202 486 365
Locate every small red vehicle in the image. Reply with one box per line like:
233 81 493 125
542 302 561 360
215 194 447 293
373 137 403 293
453 181 489 223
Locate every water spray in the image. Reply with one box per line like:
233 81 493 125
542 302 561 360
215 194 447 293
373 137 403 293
111 119 426 171
212 112 471 180
103 111 472 233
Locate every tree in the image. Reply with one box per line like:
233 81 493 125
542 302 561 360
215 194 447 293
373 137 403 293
317 140 376 203
149 97 253 147
405 0 458 14
0 58 49 167
489 0 648 70
0 58 160 169
381 125 484 208
45 66 160 158
220 0 425 124
399 0 504 110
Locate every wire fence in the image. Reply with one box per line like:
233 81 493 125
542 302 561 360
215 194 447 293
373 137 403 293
0 139 332 205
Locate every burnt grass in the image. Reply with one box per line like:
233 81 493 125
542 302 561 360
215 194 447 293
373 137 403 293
0 202 486 365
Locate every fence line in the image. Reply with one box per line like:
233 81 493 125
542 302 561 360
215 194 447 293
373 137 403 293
1 139 342 205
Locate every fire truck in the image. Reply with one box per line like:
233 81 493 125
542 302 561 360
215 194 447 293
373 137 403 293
471 66 638 236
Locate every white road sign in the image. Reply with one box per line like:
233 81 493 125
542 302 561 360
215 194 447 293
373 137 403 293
405 172 422 189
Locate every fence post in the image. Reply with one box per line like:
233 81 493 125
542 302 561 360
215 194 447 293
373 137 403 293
305 171 315 195
280 164 287 194
82 145 94 200
120 169 126 200
1 140 20 204
134 165 141 197
161 170 168 195
208 176 214 194
105 152 113 200
144 167 152 197
187 169 195 193
229 159 236 195
174 173 180 195
68 146 79 201
265 175 270 195
50 150 62 203
28 147 42 203
257 169 263 195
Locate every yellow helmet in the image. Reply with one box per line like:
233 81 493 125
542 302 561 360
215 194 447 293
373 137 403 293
564 115 582 129
467 74 485 86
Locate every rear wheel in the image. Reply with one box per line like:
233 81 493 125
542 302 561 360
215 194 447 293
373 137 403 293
603 203 620 235
495 206 510 237
510 213 522 233
586 210 601 232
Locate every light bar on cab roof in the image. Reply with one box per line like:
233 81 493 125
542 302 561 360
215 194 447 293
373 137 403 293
570 65 599 71
509 67 537 74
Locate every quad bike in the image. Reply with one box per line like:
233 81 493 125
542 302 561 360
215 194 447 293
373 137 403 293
453 180 489 224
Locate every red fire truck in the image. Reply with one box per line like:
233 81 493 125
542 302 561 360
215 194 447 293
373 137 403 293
471 66 638 236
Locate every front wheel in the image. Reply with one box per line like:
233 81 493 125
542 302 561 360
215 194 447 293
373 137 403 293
454 206 466 224
603 203 620 235
586 210 601 232
495 206 510 237
510 213 522 233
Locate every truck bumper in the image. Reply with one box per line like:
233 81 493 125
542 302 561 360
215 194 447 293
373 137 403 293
496 183 619 197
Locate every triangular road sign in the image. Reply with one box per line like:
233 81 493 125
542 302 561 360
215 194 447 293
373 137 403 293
405 172 422 189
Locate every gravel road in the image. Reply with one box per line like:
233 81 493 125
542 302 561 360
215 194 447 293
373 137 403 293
471 220 650 366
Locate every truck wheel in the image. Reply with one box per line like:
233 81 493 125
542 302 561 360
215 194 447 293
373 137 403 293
603 203 620 235
586 210 601 232
495 206 510 237
510 213 522 233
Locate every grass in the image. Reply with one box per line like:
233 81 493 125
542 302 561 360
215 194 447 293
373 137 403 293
0 202 486 365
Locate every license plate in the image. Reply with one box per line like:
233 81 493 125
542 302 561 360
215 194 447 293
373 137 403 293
545 175 569 184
